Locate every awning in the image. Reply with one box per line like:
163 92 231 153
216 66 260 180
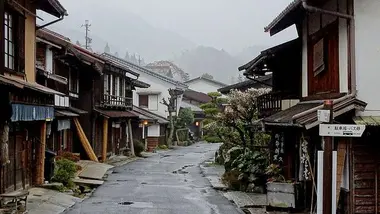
94 109 138 119
55 110 79 117
132 106 169 124
132 79 150 89
11 104 54 122
69 107 88 114
353 116 380 127
0 75 64 95
36 0 67 18
36 66 68 85
263 95 367 130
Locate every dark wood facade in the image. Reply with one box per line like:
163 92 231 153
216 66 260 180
307 21 340 97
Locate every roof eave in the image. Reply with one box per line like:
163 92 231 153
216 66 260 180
264 0 304 36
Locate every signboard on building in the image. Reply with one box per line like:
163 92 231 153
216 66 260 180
319 124 366 137
317 109 330 123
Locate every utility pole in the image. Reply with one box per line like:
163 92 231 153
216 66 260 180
323 99 333 214
81 20 92 49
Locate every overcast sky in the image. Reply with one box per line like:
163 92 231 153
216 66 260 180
44 0 297 54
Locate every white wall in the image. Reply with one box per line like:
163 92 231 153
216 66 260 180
301 0 349 97
147 124 160 137
187 79 224 94
355 0 380 116
133 72 185 118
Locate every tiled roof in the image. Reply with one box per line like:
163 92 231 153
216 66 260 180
185 76 227 87
264 0 304 36
264 96 367 130
101 53 188 89
183 90 212 104
218 74 273 94
94 109 138 118
132 106 169 124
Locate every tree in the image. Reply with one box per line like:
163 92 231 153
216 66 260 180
114 52 119 57
76 41 81 46
238 74 245 83
175 108 194 129
219 88 271 148
202 73 214 80
166 69 174 78
104 43 110 53
124 51 130 61
161 89 184 147
183 73 190 82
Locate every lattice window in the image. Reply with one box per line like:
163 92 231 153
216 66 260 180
4 11 15 70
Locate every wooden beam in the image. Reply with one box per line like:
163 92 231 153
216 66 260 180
73 118 98 162
36 121 46 185
128 119 135 156
102 117 108 162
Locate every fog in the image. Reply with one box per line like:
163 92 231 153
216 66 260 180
39 0 297 83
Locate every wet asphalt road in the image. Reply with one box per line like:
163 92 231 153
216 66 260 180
65 143 242 214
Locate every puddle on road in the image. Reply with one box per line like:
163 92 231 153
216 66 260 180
119 201 134 205
118 201 154 208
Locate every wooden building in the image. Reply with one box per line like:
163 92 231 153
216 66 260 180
218 74 273 95
240 0 380 212
0 0 67 193
90 56 151 160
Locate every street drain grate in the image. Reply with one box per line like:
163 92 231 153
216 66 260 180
119 201 134 205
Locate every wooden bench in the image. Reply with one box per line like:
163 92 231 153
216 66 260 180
0 190 29 212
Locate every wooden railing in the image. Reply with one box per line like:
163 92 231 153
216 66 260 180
257 92 283 118
102 94 133 108
257 92 300 118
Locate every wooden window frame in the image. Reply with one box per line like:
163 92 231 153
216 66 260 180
4 9 16 72
139 94 148 108
69 68 79 94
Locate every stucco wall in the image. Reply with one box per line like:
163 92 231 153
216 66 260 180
133 72 184 118
355 0 380 116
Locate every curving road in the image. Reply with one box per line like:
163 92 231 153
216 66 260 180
65 143 242 214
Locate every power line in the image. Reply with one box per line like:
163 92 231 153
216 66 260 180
81 20 92 49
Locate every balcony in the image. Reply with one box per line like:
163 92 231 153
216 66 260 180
257 92 299 118
102 94 133 109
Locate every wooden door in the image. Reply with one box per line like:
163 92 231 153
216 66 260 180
352 134 380 214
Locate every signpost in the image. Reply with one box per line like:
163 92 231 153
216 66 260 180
319 124 366 137
318 101 366 214
318 109 331 123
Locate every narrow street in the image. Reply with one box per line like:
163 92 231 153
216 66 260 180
65 143 242 214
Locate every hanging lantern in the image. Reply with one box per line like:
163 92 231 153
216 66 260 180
143 120 148 125
195 121 199 126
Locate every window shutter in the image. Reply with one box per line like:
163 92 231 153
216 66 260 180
17 14 25 73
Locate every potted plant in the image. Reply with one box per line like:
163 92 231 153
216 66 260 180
265 164 301 209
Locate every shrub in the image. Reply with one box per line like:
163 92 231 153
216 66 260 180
204 135 222 143
158 145 168 150
56 152 80 162
133 140 144 157
52 158 77 186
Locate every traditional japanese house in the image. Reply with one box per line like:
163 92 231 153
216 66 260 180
131 106 169 151
182 90 212 139
0 0 67 193
241 0 380 212
101 53 188 148
34 28 79 156
91 57 151 160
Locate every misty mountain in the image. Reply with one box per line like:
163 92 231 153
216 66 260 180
172 46 241 83
47 10 196 62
